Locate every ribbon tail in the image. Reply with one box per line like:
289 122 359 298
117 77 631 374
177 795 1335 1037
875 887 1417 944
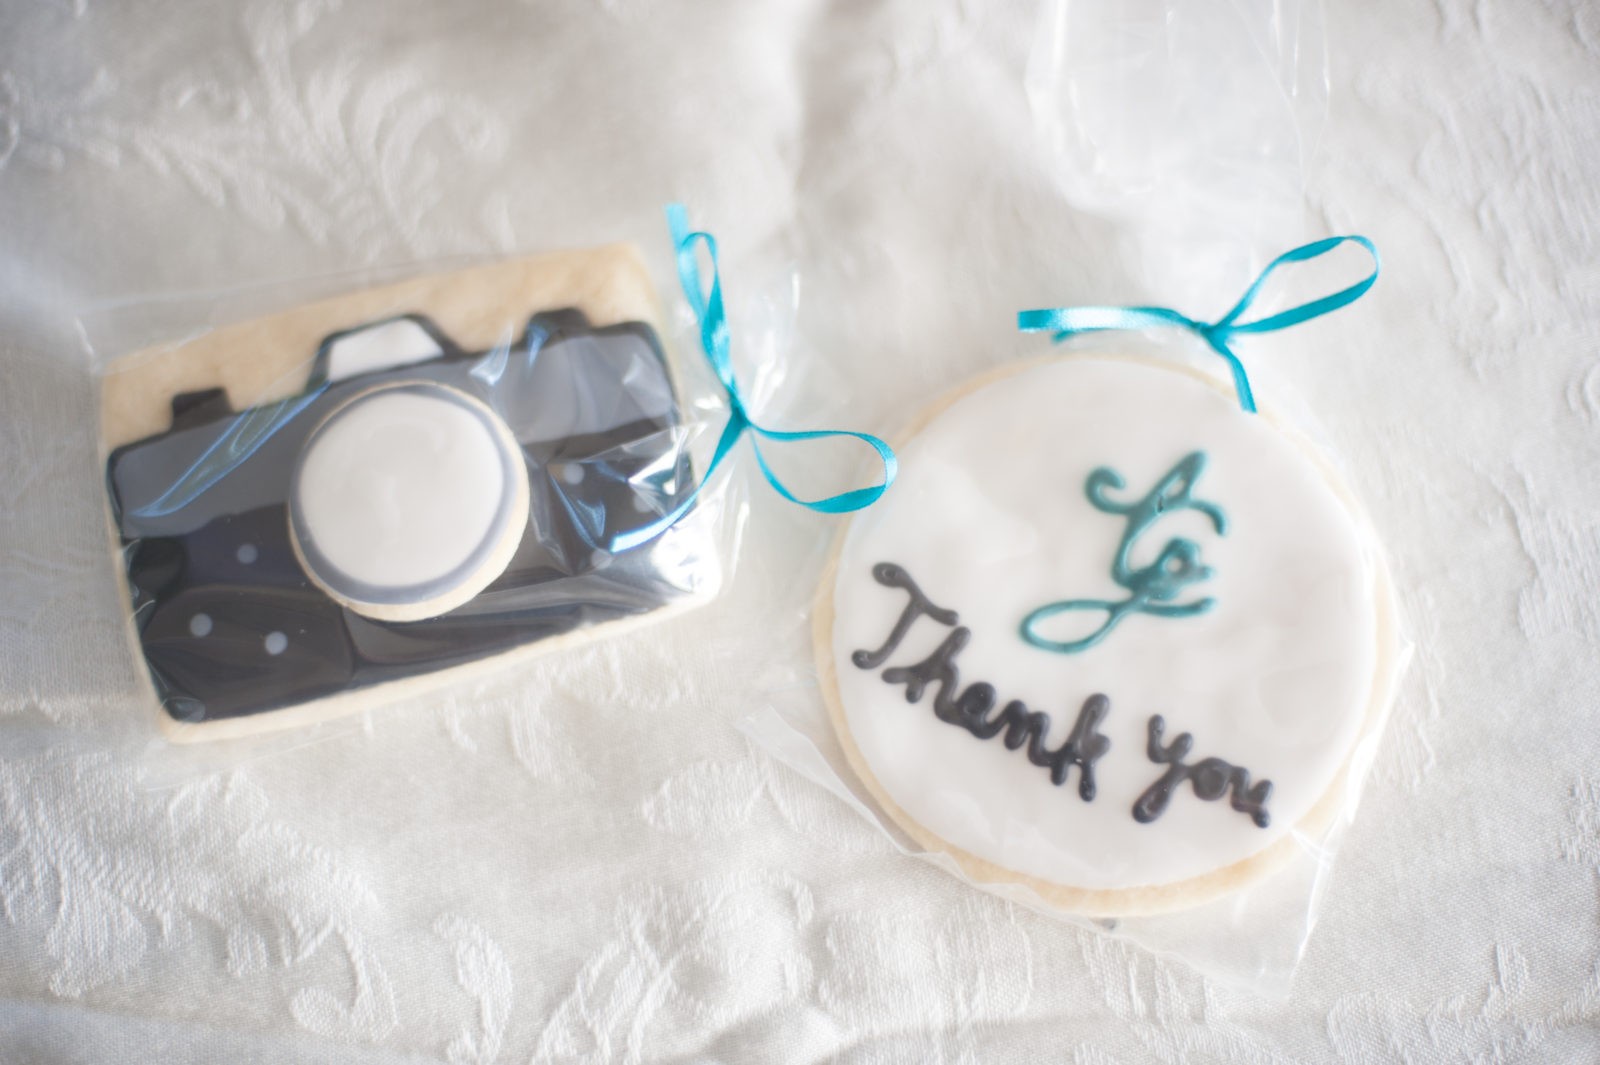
746 423 899 514
1198 334 1257 414
665 202 691 248
1217 235 1381 334
629 204 899 550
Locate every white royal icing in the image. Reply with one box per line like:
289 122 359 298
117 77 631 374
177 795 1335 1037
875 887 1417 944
323 318 446 382
829 356 1386 892
290 381 528 620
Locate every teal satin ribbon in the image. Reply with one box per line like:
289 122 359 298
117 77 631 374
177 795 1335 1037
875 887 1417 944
611 206 898 553
1017 235 1380 413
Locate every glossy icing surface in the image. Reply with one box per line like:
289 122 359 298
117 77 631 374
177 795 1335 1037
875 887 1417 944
107 310 705 723
829 356 1383 891
291 381 526 612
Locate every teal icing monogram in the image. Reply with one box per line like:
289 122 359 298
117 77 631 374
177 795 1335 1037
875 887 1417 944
1020 452 1227 655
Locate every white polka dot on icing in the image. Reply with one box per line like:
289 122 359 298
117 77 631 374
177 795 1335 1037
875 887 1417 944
264 631 288 656
236 543 258 564
189 613 212 637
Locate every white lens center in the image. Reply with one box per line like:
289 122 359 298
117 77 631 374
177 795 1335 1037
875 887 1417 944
295 386 513 593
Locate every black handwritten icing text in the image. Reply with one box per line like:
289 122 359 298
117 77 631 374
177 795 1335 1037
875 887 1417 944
852 562 1110 800
1132 714 1272 828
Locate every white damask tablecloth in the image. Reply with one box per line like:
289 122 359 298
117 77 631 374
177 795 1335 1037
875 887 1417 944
3 1 1599 1062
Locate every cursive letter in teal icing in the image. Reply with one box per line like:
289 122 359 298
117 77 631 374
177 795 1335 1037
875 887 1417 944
1021 451 1227 655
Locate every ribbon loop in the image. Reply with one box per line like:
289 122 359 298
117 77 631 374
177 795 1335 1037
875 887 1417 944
1018 235 1380 413
610 206 897 553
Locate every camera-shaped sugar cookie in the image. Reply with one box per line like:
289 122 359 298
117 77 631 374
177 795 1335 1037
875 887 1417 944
101 247 717 740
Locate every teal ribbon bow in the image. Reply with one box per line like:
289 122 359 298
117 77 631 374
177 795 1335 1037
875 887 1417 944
1017 235 1380 413
611 206 898 552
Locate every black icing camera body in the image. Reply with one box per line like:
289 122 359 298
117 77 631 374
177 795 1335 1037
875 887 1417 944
107 309 700 725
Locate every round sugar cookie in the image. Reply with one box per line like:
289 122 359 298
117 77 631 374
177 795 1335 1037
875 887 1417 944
815 354 1400 916
289 379 530 623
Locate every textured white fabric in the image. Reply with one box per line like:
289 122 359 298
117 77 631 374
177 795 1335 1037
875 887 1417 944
3 0 1599 1061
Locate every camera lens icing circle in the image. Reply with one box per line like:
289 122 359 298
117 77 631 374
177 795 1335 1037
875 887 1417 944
288 380 529 623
